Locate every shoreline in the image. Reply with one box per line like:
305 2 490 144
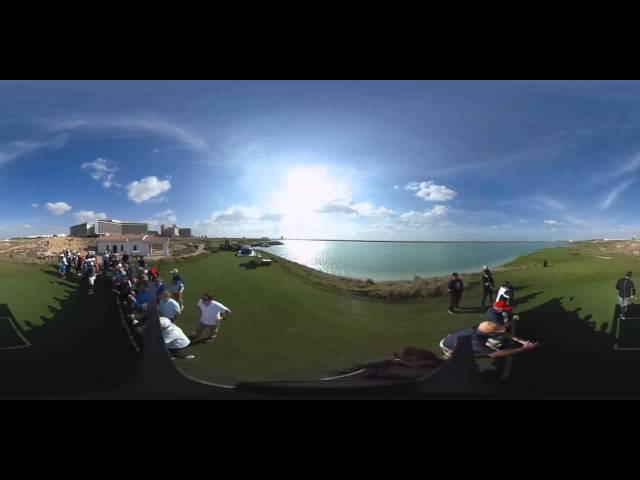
281 238 564 244
260 241 561 283
256 246 548 301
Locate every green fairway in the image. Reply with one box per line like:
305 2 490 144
4 241 640 396
0 260 139 396
153 244 640 393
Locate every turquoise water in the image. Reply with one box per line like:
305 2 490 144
259 240 563 281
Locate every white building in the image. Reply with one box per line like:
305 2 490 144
96 234 169 256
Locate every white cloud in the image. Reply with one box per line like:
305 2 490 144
145 209 178 229
74 210 107 223
405 181 457 202
46 201 72 215
615 152 640 175
529 195 565 211
518 218 527 224
127 176 172 203
543 219 564 225
602 179 635 210
81 158 119 188
0 136 67 167
393 185 399 190
21 224 32 229
400 205 447 223
318 200 395 217
30 203 39 208
205 205 282 224
47 115 207 152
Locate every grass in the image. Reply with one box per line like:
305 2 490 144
5 240 640 395
0 259 139 396
145 243 640 394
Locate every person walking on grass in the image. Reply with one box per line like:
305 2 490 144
616 271 636 320
481 265 495 309
170 269 185 307
447 273 464 314
158 291 183 323
191 292 231 343
85 258 98 295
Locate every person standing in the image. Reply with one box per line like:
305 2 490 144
447 273 464 315
481 265 495 309
58 254 67 278
616 271 636 320
158 291 183 323
85 258 98 294
191 293 231 343
170 269 185 307
496 281 514 306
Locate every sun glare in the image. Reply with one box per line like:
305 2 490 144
271 166 351 220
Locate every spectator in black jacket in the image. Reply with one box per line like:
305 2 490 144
447 273 464 314
616 271 636 320
481 265 495 309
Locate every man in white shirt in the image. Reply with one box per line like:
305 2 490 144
159 316 195 359
191 292 232 343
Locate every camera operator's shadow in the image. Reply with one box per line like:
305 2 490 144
507 297 640 395
0 268 140 397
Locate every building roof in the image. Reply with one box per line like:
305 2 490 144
97 234 168 242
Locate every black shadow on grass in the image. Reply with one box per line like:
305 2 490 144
513 290 544 306
507 298 640 396
0 268 140 397
454 307 486 314
239 262 259 270
513 285 530 292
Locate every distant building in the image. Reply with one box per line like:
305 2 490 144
97 219 148 236
69 222 96 237
161 224 179 237
147 230 160 236
179 228 192 237
96 234 169 256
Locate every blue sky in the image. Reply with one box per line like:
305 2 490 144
2 80 640 241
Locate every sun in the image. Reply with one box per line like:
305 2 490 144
271 166 351 220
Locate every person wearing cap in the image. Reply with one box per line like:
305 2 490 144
170 269 185 307
496 281 514 306
439 321 538 358
158 291 183 323
447 273 464 314
481 265 495 309
84 257 98 294
616 271 636 320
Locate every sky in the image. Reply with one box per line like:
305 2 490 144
2 80 640 241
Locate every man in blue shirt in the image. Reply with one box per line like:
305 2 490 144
158 291 182 323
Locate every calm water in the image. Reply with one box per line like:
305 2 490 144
259 240 563 281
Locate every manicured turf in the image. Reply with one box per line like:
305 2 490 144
0 260 139 396
5 242 640 395
153 244 640 393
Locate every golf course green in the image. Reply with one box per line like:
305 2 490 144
0 260 138 395
3 241 640 395
153 242 640 393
